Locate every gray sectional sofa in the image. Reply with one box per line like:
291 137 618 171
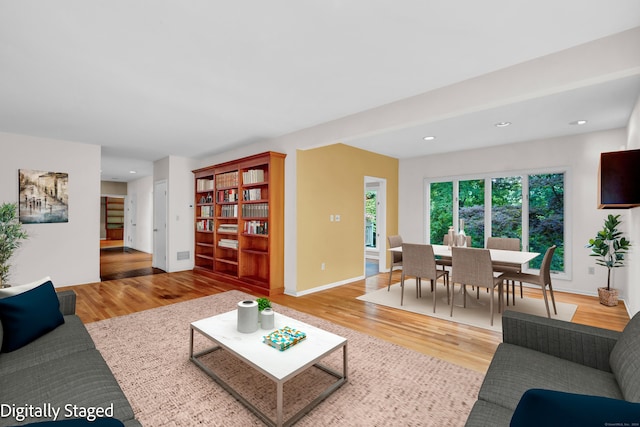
465 310 640 426
0 289 140 426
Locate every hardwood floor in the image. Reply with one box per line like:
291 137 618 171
60 253 630 374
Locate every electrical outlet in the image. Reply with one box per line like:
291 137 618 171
321 262 325 271
335 214 341 222
588 266 595 275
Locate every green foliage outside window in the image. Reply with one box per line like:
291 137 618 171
528 174 564 271
365 191 377 247
430 182 452 244
428 173 565 273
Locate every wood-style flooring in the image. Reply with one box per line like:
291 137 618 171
99 240 165 281
62 248 630 373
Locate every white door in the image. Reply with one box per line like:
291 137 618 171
153 180 167 271
126 194 137 249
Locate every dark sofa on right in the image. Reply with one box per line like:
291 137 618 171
465 310 640 426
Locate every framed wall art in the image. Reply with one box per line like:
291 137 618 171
18 169 69 224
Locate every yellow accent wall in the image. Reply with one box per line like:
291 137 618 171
297 143 398 292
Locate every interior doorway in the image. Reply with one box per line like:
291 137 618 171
100 241 164 281
153 180 168 271
364 177 386 276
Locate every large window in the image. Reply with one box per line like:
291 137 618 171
491 176 522 239
429 181 453 245
528 173 564 272
459 179 485 247
427 170 567 276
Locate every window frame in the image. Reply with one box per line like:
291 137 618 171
424 166 572 280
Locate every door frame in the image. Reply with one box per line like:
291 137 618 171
152 180 168 271
364 176 386 274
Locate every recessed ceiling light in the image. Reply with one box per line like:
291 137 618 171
423 136 436 141
570 120 588 125
494 121 511 128
129 170 137 174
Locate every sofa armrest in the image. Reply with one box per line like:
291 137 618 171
56 290 77 315
502 310 620 372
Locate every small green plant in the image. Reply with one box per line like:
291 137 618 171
586 214 631 291
0 202 29 286
256 297 271 312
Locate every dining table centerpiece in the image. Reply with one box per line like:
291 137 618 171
586 214 631 306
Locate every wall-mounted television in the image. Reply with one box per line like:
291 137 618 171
598 148 640 209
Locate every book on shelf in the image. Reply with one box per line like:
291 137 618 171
196 219 214 232
244 220 268 235
216 171 239 189
242 169 265 185
263 326 306 351
217 189 238 202
242 188 262 201
218 238 238 249
241 203 268 218
196 178 215 192
220 205 238 218
200 205 213 217
217 223 238 233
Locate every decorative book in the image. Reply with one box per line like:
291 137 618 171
263 326 307 351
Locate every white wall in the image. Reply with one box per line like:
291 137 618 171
126 175 154 253
0 132 101 286
153 155 197 273
626 94 640 315
399 128 633 303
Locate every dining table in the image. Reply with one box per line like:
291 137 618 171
389 244 540 308
389 244 540 266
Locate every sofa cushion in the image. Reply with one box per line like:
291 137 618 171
510 388 640 427
0 276 52 350
478 343 623 411
0 280 64 352
610 311 640 402
0 349 135 424
0 276 52 298
0 315 95 376
464 400 513 427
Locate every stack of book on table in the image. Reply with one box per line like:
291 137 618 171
263 326 307 351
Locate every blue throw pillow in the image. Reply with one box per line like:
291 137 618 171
0 280 64 352
511 389 640 427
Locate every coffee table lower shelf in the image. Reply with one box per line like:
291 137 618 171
189 312 348 427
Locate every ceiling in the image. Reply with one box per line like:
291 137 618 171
1 1 640 182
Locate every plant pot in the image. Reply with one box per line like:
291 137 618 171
598 287 619 307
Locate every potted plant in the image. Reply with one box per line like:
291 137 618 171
586 214 631 306
0 202 29 288
256 297 271 312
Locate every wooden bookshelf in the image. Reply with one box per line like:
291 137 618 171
105 197 125 240
192 151 285 296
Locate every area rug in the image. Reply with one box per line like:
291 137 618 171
357 280 577 332
86 290 483 426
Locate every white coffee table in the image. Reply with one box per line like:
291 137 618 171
190 310 348 427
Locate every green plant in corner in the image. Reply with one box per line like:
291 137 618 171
256 297 271 312
586 214 631 293
0 202 29 287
